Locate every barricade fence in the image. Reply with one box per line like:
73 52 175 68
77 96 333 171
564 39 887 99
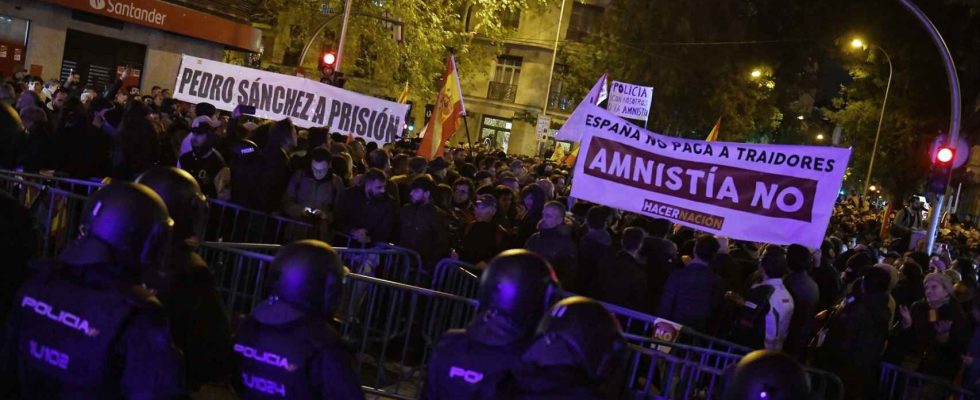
0 169 963 399
879 362 976 400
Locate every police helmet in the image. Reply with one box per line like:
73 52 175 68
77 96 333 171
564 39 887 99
475 249 560 339
522 296 626 381
270 240 347 315
79 182 174 272
136 167 208 242
724 350 810 400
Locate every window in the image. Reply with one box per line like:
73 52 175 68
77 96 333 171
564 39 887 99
499 9 521 30
481 116 512 152
567 2 603 41
548 64 574 112
493 55 522 85
488 56 522 102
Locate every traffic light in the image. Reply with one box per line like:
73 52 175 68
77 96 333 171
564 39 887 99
926 145 955 195
321 52 336 71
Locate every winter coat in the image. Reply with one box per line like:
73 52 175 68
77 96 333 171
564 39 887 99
783 271 820 358
596 250 650 313
525 222 578 286
281 170 345 219
334 185 398 245
576 229 613 296
398 202 451 270
657 260 723 332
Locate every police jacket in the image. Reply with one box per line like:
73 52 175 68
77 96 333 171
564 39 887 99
232 299 364 400
421 321 531 400
0 237 184 399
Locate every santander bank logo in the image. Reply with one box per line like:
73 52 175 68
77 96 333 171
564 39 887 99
88 0 169 25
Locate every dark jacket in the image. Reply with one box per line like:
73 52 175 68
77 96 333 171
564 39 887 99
642 236 679 308
783 271 820 358
458 221 510 265
335 184 398 245
179 148 226 198
811 259 843 311
256 148 292 212
232 301 364 400
0 238 183 399
597 250 650 313
815 291 891 398
398 202 451 270
576 229 613 296
281 170 345 219
657 261 723 331
525 222 578 286
144 243 232 390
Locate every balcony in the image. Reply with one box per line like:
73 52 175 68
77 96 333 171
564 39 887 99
487 81 518 103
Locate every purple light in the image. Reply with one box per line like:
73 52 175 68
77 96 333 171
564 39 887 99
760 391 768 399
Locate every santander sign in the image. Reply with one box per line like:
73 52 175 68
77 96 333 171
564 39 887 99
89 0 168 25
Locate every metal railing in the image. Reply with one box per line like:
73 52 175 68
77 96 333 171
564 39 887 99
879 362 976 400
0 171 96 258
487 81 518 103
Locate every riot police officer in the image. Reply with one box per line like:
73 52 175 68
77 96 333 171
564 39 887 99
136 167 233 391
422 249 560 400
724 350 810 400
506 296 628 399
1 182 184 399
232 239 364 399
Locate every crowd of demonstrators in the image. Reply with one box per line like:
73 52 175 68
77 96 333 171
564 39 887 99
4 70 980 399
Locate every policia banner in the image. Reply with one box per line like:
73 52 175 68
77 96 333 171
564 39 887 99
566 102 851 249
173 55 409 145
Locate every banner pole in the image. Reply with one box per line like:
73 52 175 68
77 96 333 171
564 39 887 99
463 116 474 150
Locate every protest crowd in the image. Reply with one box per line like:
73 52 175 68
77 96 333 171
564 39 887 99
2 67 980 400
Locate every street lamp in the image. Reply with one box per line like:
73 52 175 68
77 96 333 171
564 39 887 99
869 184 877 192
816 133 825 141
750 69 762 79
850 37 893 197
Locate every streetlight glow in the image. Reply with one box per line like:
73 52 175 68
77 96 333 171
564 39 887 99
850 38 865 49
869 184 877 192
750 69 762 78
816 134 825 140
797 115 805 120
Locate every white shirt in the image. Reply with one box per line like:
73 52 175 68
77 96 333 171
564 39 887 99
755 278 794 351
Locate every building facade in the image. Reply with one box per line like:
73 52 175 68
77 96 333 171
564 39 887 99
0 0 261 92
454 0 606 156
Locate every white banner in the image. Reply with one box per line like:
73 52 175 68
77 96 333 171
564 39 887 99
607 80 653 122
173 55 409 145
568 102 851 248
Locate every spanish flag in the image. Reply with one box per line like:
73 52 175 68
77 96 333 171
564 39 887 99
705 117 721 141
419 56 466 160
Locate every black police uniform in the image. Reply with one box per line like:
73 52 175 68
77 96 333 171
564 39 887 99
422 327 530 400
231 240 363 400
0 237 184 399
421 249 560 400
232 301 363 399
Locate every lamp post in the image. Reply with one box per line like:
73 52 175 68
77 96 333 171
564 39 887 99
851 38 893 197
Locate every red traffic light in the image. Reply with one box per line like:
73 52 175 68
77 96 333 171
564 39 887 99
322 52 336 66
936 147 954 164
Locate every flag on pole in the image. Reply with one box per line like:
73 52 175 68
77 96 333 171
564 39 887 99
705 117 721 141
564 144 579 168
397 81 409 104
418 56 466 160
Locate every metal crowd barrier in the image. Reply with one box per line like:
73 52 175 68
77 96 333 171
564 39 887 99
203 198 317 244
879 363 976 400
0 171 96 258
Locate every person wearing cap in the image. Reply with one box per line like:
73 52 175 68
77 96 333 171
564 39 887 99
397 175 451 271
458 194 511 266
892 272 970 379
178 123 227 197
179 102 221 156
